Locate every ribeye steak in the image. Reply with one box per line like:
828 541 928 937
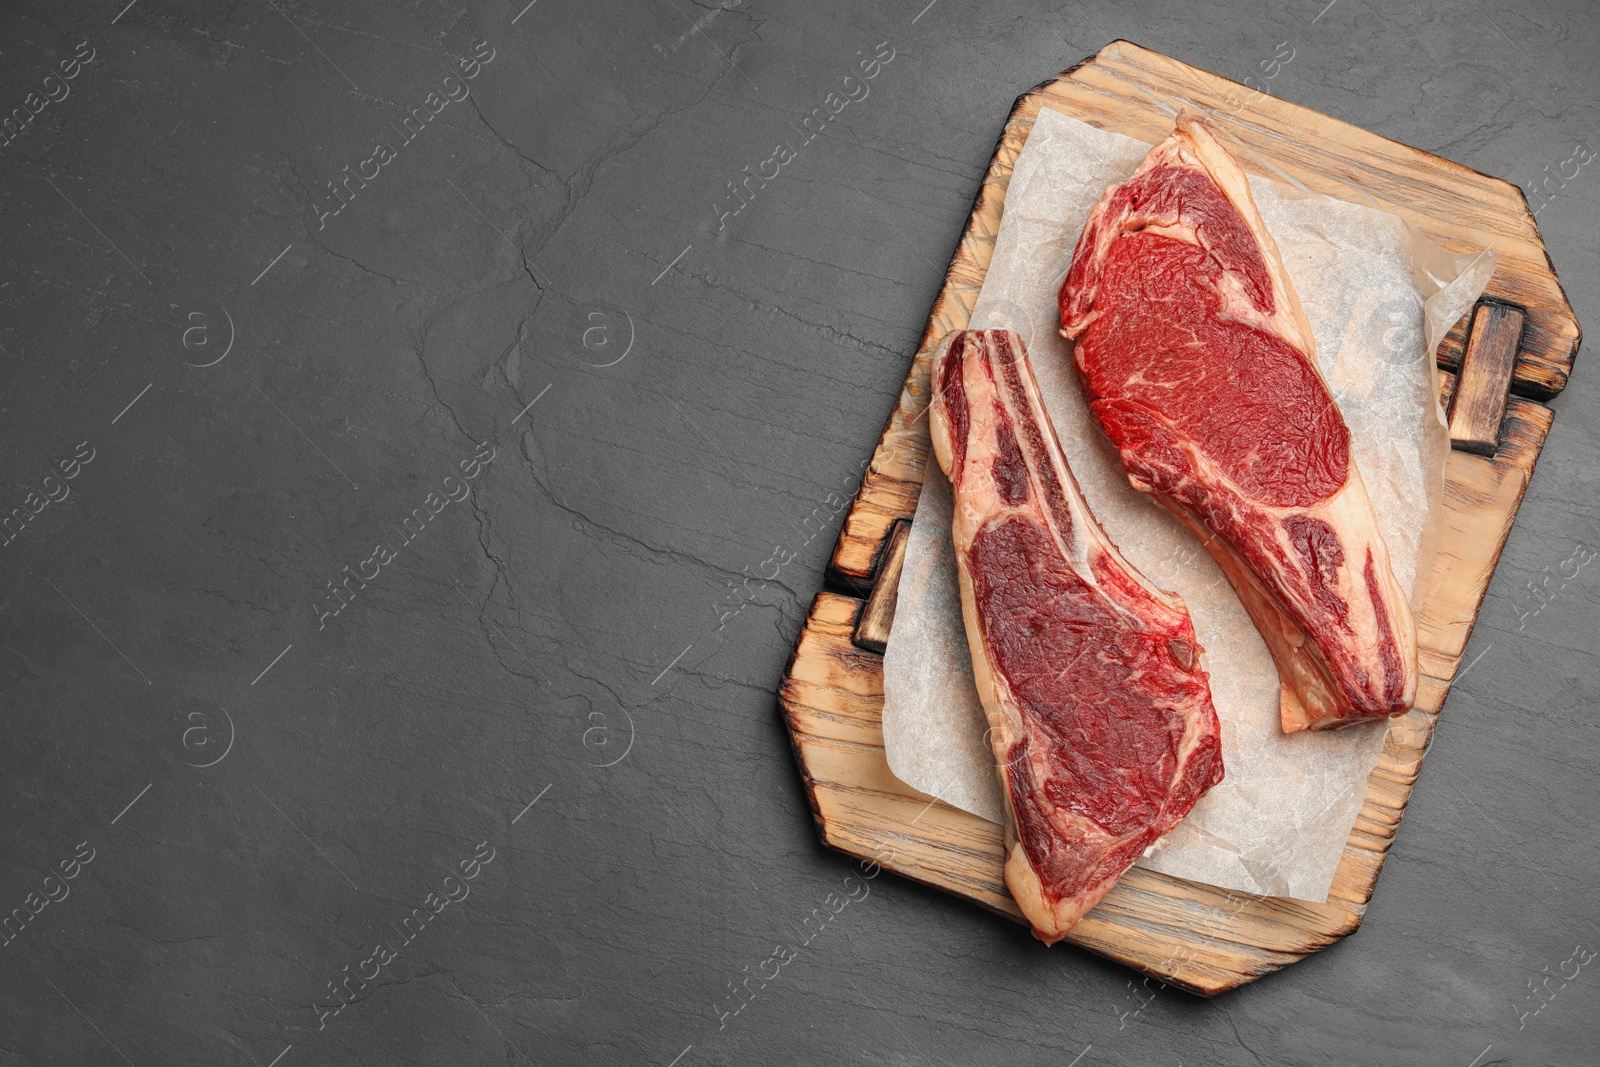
929 328 1224 943
1059 115 1417 731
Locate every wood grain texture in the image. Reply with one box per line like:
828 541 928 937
828 39 1579 590
1449 302 1527 455
785 41 1574 995
782 398 1551 994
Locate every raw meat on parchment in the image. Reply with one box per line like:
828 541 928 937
929 328 1224 942
1060 115 1417 731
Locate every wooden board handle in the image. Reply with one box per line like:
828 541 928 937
851 518 911 654
1447 301 1525 456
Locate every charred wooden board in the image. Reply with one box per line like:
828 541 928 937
780 41 1575 995
1448 302 1527 455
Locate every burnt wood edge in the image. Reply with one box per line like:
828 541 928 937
772 595 1026 934
1437 368 1555 469
782 397 1553 976
1436 302 1578 403
1447 299 1526 455
777 591 1360 997
832 328 1553 611
1426 392 1554 683
851 518 911 653
824 503 899 600
828 44 1580 589
780 43 1571 995
822 565 873 604
775 593 864 841
1329 398 1554 907
1436 295 1558 418
825 382 1556 664
1497 183 1583 401
825 71 1049 591
1057 40 1581 401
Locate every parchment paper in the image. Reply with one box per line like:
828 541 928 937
881 108 1495 903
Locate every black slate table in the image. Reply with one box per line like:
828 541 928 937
0 1 1595 1065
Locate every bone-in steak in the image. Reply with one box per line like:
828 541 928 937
929 328 1224 943
1060 115 1417 731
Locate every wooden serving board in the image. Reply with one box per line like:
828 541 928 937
776 41 1579 995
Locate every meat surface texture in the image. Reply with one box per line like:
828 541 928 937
928 328 1224 943
1059 114 1417 732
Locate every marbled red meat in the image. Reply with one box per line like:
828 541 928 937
1060 114 1417 731
928 328 1223 943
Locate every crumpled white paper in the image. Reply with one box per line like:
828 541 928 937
881 108 1494 903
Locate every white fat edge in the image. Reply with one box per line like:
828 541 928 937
953 346 1032 544
1284 468 1416 673
942 362 1032 786
1339 460 1417 662
1078 126 1400 658
983 333 1196 633
949 354 1064 806
1062 135 1189 342
1181 117 1321 371
1174 126 1416 690
927 332 966 492
1110 129 1414 695
1006 355 1098 580
959 336 1166 656
1194 441 1410 705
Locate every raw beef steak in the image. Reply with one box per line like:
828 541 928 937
929 328 1224 943
1060 115 1417 732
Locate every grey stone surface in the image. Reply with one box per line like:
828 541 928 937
0 1 1594 1064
